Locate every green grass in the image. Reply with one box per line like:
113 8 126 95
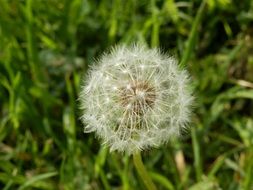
1 0 253 189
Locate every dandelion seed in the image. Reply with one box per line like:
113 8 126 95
79 44 193 154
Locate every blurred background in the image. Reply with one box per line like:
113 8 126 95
0 0 253 189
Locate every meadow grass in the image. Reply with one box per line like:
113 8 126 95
0 0 253 189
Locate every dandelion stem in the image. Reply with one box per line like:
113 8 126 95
133 152 157 190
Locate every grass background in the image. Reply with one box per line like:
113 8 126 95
1 0 253 189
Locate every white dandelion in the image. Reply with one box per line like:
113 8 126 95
79 44 193 154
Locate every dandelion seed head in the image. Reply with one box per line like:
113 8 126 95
79 44 193 154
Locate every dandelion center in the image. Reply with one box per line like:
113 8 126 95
119 81 156 116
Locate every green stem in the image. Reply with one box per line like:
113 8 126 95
133 152 157 190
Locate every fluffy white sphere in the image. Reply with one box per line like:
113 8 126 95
79 44 193 154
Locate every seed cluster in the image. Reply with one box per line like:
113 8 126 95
80 45 193 154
